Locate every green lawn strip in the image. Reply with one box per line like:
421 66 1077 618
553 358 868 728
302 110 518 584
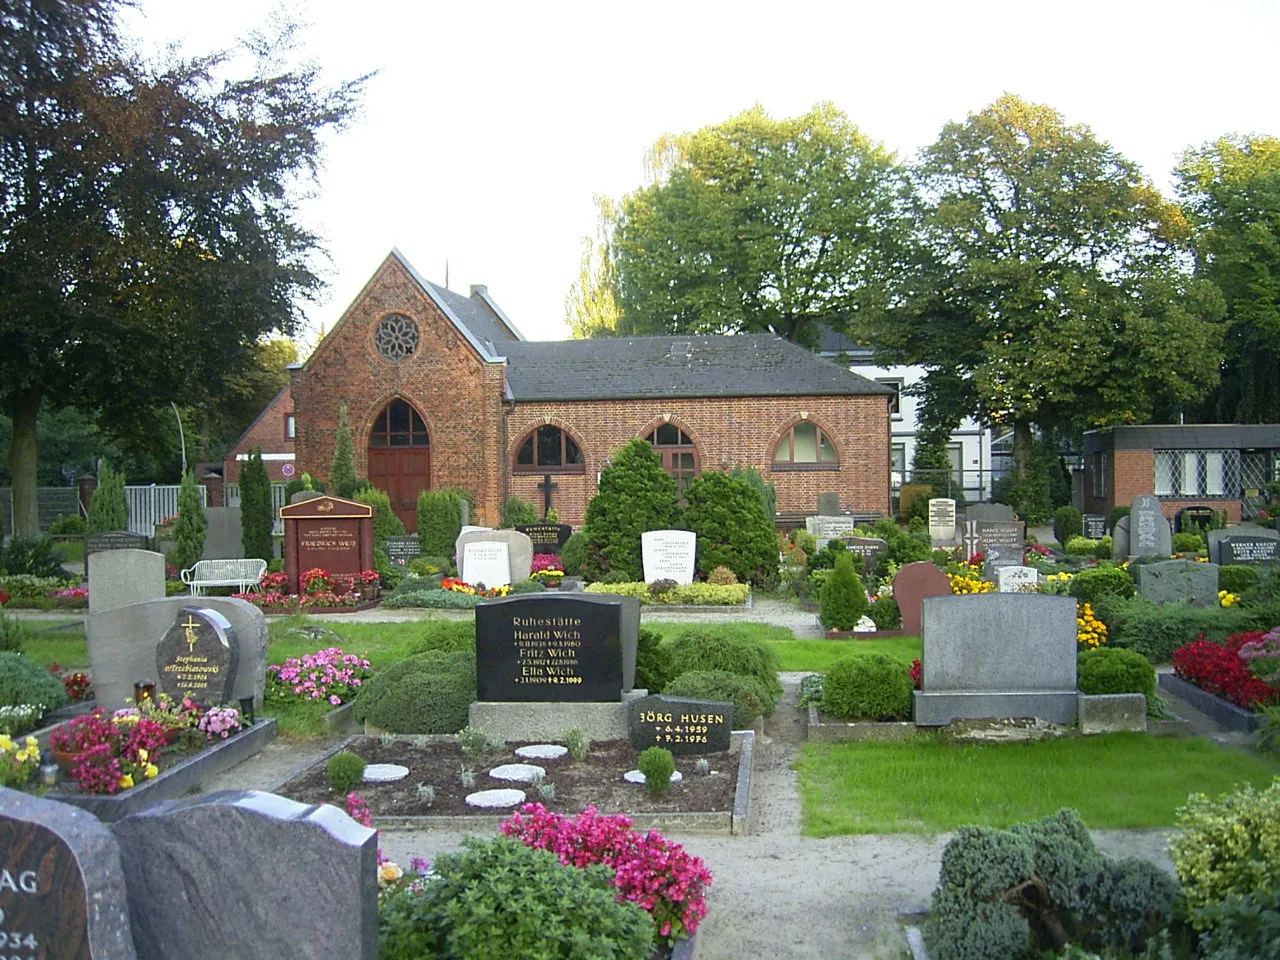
266 615 466 669
52 540 85 564
795 734 1280 836
259 698 333 739
643 621 796 645
768 636 922 672
17 622 90 669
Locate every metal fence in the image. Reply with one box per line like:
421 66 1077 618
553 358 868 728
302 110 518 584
0 487 81 538
224 482 288 536
1 485 208 538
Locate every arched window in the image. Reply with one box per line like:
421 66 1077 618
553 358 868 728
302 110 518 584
514 425 585 473
644 423 699 495
370 399 429 447
773 421 837 467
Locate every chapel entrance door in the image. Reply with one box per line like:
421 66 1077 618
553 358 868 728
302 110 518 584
367 399 430 532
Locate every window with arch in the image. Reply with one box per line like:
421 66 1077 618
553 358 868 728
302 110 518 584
644 423 699 495
514 425 585 473
773 421 837 467
369 399 429 447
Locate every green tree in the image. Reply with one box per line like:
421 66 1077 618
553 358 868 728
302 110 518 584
607 103 903 346
581 439 680 580
0 0 365 535
239 449 273 563
565 196 623 338
171 470 208 571
329 403 359 498
1176 135 1280 422
683 472 779 585
417 490 463 558
871 95 1226 511
819 552 869 631
86 461 127 533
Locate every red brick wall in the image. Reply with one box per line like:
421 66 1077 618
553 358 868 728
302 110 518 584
223 388 294 483
1083 447 1243 522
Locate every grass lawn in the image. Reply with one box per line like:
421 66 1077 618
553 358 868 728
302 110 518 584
768 636 922 672
52 539 85 564
795 733 1280 836
265 615 472 668
643 621 795 646
15 620 89 669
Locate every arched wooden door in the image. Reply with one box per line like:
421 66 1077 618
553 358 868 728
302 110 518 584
367 399 430 532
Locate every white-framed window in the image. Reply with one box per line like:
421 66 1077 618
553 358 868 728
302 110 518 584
876 378 903 418
947 443 964 487
285 414 296 439
891 444 907 487
1153 449 1239 497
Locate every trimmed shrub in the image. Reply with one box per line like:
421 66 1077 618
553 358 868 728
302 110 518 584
1108 505 1130 529
1 536 65 579
663 670 771 728
417 490 464 557
868 595 902 630
820 653 912 720
1172 531 1205 553
378 835 654 960
1063 535 1098 556
0 614 28 654
500 496 539 528
560 532 587 577
664 628 782 708
706 565 738 586
1067 566 1135 605
352 650 476 733
1053 506 1082 547
819 552 868 631
1096 596 1257 663
326 750 367 794
86 461 128 533
171 470 208 572
683 471 779 586
239 449 274 563
583 582 749 605
382 589 481 610
354 487 405 554
581 438 680 581
729 464 776 518
406 620 476 654
329 404 360 499
1219 564 1261 596
1094 535 1113 561
1077 647 1156 699
1198 887 1280 960
637 746 675 797
634 628 674 694
0 652 69 712
48 514 85 535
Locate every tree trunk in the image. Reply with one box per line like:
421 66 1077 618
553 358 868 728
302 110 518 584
7 388 42 537
1013 421 1033 483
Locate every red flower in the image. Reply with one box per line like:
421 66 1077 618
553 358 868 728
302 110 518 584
1173 632 1279 711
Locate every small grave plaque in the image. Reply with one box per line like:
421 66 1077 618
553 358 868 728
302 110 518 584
475 594 623 702
0 789 137 959
1175 505 1216 534
456 529 533 584
517 523 573 554
841 537 888 567
1129 494 1171 557
805 515 857 540
1223 536 1279 565
1083 514 1108 539
461 541 511 588
84 530 151 579
385 535 421 565
997 565 1039 593
1135 560 1219 607
928 498 957 542
630 694 732 755
641 530 697 585
978 521 1024 576
156 607 239 705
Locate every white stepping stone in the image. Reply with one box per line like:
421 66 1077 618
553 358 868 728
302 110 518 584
488 763 546 783
362 763 409 783
465 788 527 809
623 769 683 785
515 744 568 760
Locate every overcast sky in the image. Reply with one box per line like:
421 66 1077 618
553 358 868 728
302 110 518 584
121 0 1280 347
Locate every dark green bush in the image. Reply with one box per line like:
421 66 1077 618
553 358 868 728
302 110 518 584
87 461 128 533
387 575 440 598
664 670 770 728
382 589 482 610
821 653 913 720
171 469 208 572
48 514 85 535
683 471 779 586
508 579 546 594
819 552 868 631
378 835 654 960
1053 506 1083 547
805 538 856 577
581 438 680 581
1095 596 1255 663
637 746 675 797
1 536 65 579
664 627 781 709
868 595 902 630
354 487 405 554
1068 566 1135 605
1094 535 1114 561
0 615 28 653
417 490 465 558
870 517 932 569
239 450 274 563
1198 888 1280 960
352 650 476 733
407 620 476 654
1172 531 1205 553
326 750 367 793
500 496 539 528
1108 505 1131 529
0 652 69 711
1077 647 1156 699
634 628 674 694
560 532 587 577
1219 565 1260 596
599 570 632 585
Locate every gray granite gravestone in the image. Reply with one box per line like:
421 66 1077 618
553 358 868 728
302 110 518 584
964 503 1018 524
805 514 857 550
88 596 268 711
84 531 151 581
455 528 533 584
0 788 137 959
87 548 165 615
978 521 1024 577
892 561 952 636
289 491 324 504
156 607 239 705
1135 560 1220 607
630 694 732 755
112 790 377 960
1128 495 1172 557
914 594 1077 725
1112 515 1131 560
201 507 243 560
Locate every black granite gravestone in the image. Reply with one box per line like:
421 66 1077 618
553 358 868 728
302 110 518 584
475 594 623 702
156 607 239 705
629 695 732 755
516 523 573 555
978 521 1024 576
1083 514 1108 539
385 535 421 566
840 537 889 567
1223 536 1279 565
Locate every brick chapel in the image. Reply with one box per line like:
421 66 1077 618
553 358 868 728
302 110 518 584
224 250 895 532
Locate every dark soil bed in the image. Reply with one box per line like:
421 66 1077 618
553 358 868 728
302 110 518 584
278 737 738 818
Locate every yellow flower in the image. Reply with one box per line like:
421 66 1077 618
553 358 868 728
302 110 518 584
118 774 135 789
378 862 403 888
144 763 159 779
0 735 12 751
137 749 148 763
24 736 37 749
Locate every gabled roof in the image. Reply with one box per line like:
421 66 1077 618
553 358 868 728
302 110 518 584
424 281 522 350
815 324 875 360
502 334 895 402
388 249 509 363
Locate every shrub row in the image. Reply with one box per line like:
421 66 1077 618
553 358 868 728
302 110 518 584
582 582 749 605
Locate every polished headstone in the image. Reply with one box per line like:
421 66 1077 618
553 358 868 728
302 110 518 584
156 606 239 705
892 561 952 636
1083 514 1108 539
978 521 1025 577
641 530 697 585
456 528 533 585
630 694 732 755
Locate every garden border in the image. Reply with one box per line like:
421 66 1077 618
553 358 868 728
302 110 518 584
268 729 756 836
1158 673 1263 733
803 705 917 742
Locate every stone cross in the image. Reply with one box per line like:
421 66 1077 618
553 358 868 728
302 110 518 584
537 473 558 518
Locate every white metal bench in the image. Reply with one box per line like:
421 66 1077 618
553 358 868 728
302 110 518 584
180 559 268 596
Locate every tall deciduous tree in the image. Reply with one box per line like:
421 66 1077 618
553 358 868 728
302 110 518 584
0 0 365 535
872 95 1226 504
608 103 904 347
1176 135 1280 422
565 196 622 339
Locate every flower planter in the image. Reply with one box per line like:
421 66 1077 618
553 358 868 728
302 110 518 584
1158 673 1263 733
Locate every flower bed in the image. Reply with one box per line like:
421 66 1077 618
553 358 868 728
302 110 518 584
266 647 372 707
1164 627 1280 733
583 582 750 606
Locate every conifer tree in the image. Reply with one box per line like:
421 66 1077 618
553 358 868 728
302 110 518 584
330 404 359 499
171 470 207 570
86 461 128 533
239 449 273 562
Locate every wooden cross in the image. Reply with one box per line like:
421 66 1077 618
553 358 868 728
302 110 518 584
537 474 558 519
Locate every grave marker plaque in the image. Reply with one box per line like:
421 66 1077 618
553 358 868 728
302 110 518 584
455 529 533 584
1083 514 1108 539
385 535 421 566
84 530 151 579
805 515 858 540
1223 536 1279 565
928 498 957 542
156 607 239 705
978 521 1024 576
280 496 375 595
840 537 888 567
630 695 732 755
517 523 573 554
461 541 511 588
1129 494 1171 557
475 594 623 702
997 565 1039 593
641 530 697 584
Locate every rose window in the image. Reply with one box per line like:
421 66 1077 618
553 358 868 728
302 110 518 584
374 314 419 361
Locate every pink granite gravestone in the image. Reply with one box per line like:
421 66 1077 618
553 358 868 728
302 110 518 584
892 561 952 636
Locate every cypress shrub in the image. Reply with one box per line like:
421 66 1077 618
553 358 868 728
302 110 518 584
354 487 405 552
87 461 128 533
417 490 464 557
1052 506 1082 547
729 464 777 518
820 552 869 631
171 470 208 572
239 449 274 563
683 471 779 586
329 403 360 499
581 438 680 581
634 627 674 694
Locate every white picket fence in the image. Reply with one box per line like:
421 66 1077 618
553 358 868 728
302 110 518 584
125 485 207 538
224 482 288 536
